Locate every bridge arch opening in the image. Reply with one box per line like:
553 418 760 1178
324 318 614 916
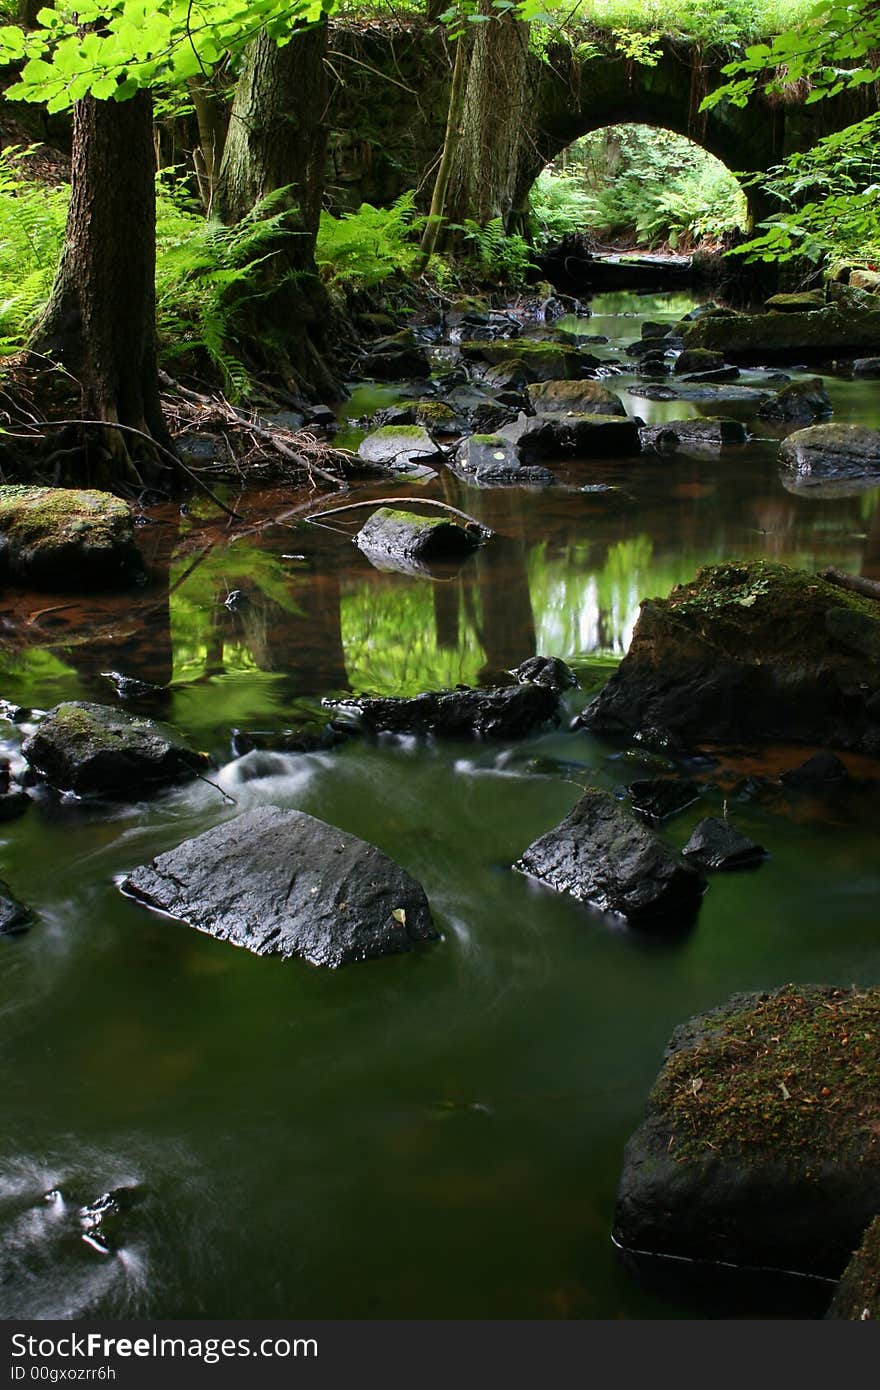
527 124 750 253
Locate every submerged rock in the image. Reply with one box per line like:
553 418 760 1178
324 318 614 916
826 1217 880 1320
779 424 880 486
454 434 553 485
355 507 482 568
681 816 766 870
122 805 437 969
583 561 880 754
0 486 144 589
759 377 832 422
526 379 626 416
324 682 560 740
22 702 210 797
514 788 705 923
780 752 851 790
0 880 31 934
614 985 880 1276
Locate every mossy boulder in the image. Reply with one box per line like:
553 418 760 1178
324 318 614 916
765 291 826 313
22 702 210 798
454 433 553 485
500 411 641 462
355 507 482 570
357 425 441 473
673 348 725 375
615 985 880 1277
826 1217 880 1319
759 377 832 423
526 379 626 416
683 301 880 362
460 340 600 382
779 424 880 488
0 486 144 590
583 561 880 753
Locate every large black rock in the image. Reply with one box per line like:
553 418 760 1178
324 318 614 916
22 702 210 797
0 880 31 935
514 788 705 922
122 806 437 968
615 985 880 1277
324 682 560 740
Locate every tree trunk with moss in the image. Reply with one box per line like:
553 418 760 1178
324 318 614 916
213 23 339 401
31 91 173 490
443 4 532 235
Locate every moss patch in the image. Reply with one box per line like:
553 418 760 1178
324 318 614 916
828 1216 880 1319
653 984 880 1169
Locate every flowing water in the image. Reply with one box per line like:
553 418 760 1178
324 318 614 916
1 292 879 1320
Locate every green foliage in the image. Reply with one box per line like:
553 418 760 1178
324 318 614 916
548 126 747 249
732 114 880 264
315 193 425 289
528 170 597 245
0 148 68 353
459 217 535 285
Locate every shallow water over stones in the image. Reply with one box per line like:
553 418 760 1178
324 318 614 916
1 291 879 1319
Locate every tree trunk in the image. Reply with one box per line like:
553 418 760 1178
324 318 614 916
443 3 532 235
189 76 228 213
214 24 339 401
32 91 173 490
418 32 470 264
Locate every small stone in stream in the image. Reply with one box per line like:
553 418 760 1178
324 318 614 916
852 357 880 378
357 425 441 472
674 348 725 375
100 671 168 704
22 702 210 797
779 424 880 486
324 682 560 740
641 321 668 339
0 880 31 935
122 805 437 968
526 379 626 416
500 411 640 461
731 775 782 804
509 655 579 693
79 1186 143 1255
780 752 851 790
305 404 337 430
470 401 520 433
681 816 766 870
639 417 748 452
627 777 701 823
514 788 706 923
454 434 554 485
759 377 832 422
230 720 342 758
356 507 482 566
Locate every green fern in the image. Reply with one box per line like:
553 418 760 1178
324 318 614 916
315 192 424 289
459 218 535 287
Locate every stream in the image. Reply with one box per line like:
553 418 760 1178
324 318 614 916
1 290 878 1319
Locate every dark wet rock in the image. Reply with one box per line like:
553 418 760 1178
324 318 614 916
361 340 431 380
683 301 880 362
0 486 144 590
626 336 682 359
674 348 725 375
460 340 600 381
500 411 640 462
628 381 772 405
79 1186 143 1255
0 786 29 821
478 360 533 392
826 1216 880 1320
583 561 880 754
759 377 832 422
469 400 521 433
765 290 825 313
639 417 748 453
780 752 851 790
779 424 880 487
627 777 700 823
636 358 672 379
509 655 578 692
305 404 337 431
0 880 31 934
614 984 880 1277
99 671 168 707
526 379 626 416
681 816 766 870
22 702 210 797
356 507 482 568
454 433 553 485
556 330 609 346
230 721 342 758
852 357 880 378
357 425 441 474
641 320 668 339
122 805 436 969
324 682 560 740
514 788 705 923
731 775 782 805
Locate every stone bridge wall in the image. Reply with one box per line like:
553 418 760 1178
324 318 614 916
325 21 878 226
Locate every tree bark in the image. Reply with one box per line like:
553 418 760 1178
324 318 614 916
188 76 229 213
214 24 339 401
418 32 470 264
443 3 532 234
32 91 173 490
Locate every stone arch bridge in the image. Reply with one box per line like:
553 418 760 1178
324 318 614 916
326 22 877 228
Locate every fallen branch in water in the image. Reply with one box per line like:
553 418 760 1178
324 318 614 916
303 497 493 536
819 566 880 601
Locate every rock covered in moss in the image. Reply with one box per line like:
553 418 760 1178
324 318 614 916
0 486 144 590
779 424 880 486
460 339 600 381
22 702 210 797
357 425 441 472
514 788 706 923
454 434 553 485
615 985 880 1276
765 291 825 313
759 377 832 422
122 806 437 969
674 348 726 375
355 507 482 568
682 301 880 361
826 1217 880 1319
583 561 880 754
526 379 626 416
